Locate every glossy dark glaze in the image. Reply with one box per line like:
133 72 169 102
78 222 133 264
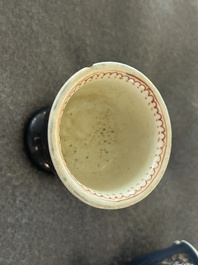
24 107 55 173
127 241 198 265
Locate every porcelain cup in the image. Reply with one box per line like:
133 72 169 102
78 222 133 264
25 62 171 209
127 240 198 265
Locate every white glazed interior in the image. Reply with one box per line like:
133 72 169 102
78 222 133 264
48 62 171 209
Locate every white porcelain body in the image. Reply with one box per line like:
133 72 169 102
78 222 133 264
48 62 171 209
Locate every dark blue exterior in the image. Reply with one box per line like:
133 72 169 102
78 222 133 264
127 241 198 265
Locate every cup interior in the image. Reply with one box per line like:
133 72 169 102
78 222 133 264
59 70 166 199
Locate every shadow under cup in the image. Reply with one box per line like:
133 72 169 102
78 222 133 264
48 62 171 209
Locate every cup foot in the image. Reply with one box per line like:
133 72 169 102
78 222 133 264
24 107 54 173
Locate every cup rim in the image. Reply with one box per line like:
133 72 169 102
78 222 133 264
48 62 172 209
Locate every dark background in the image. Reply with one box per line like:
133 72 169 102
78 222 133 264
0 1 198 264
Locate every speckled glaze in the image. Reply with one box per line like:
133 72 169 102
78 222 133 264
127 240 198 265
48 62 172 209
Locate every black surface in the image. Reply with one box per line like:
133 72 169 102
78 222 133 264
24 107 54 173
0 1 198 265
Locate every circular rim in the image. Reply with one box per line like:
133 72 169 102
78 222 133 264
48 62 172 209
